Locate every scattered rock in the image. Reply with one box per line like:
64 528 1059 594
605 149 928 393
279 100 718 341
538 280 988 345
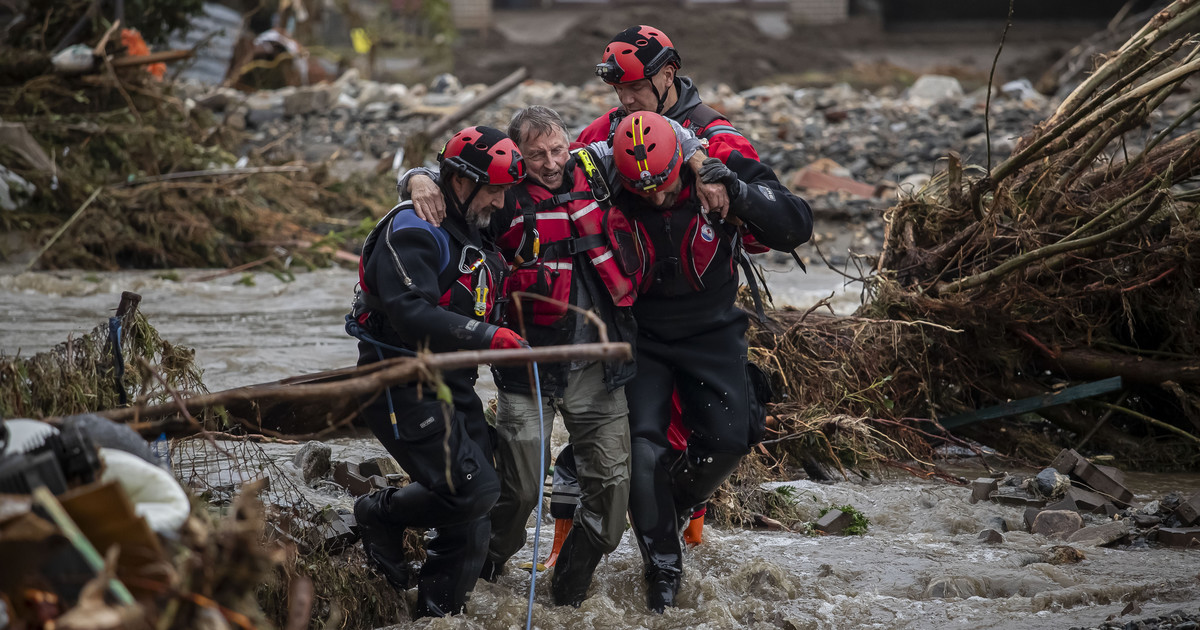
1157 527 1200 549
1133 513 1162 528
332 461 388 497
978 529 1004 544
1073 458 1137 509
1066 521 1130 547
292 441 332 484
1032 510 1083 539
815 509 853 535
1176 490 1200 527
906 75 964 104
359 456 402 478
970 477 998 503
1064 486 1114 514
1023 506 1041 532
1035 467 1071 498
984 515 1008 533
283 84 342 117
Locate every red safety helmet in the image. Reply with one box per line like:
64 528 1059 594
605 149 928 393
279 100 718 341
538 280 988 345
612 112 682 193
438 126 525 185
595 25 681 85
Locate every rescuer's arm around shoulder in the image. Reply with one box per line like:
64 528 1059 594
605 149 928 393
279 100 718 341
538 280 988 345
700 153 813 252
396 167 446 226
362 222 500 352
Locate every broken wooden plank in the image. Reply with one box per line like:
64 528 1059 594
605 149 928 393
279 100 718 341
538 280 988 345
109 49 193 68
937 376 1123 429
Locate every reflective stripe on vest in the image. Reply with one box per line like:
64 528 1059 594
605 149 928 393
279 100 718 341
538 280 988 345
498 167 635 308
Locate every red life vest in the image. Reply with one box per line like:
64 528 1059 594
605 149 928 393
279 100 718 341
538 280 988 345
623 186 741 296
497 159 637 327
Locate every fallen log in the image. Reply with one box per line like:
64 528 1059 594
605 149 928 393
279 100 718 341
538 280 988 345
93 342 631 431
402 66 528 167
1050 348 1200 386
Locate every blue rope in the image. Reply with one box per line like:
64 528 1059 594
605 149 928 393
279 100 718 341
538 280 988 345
525 359 544 630
107 317 127 406
345 315 416 440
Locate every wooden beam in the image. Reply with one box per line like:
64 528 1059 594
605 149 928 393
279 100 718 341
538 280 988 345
937 376 1123 429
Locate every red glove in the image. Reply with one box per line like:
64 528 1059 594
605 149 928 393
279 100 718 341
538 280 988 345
490 327 528 350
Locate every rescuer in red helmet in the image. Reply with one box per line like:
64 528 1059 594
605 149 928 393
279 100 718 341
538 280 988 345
581 25 761 168
348 125 528 618
607 112 812 613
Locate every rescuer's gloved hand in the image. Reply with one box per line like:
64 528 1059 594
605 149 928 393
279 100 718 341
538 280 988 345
698 157 745 201
490 327 529 350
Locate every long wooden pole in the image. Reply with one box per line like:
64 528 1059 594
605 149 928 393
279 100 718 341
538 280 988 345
96 342 630 424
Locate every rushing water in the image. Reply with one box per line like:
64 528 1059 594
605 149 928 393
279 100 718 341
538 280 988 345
2 265 1198 630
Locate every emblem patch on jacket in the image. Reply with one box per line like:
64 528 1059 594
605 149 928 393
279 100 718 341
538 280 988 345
700 224 715 242
758 184 775 202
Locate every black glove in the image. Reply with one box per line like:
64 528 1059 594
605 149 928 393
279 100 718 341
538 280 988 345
698 157 745 201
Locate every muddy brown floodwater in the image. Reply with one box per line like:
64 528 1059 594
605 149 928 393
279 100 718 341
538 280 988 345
2 266 1198 630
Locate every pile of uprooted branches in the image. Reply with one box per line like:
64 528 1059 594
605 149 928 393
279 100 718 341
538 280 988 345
1 12 393 271
744 2 1200 484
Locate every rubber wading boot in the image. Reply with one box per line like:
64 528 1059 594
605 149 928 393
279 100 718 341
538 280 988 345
354 488 412 589
550 528 606 607
544 518 573 568
646 568 681 613
683 510 705 547
672 452 744 516
412 573 464 619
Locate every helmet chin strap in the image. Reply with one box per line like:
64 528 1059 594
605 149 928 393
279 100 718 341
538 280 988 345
652 75 673 115
442 176 483 222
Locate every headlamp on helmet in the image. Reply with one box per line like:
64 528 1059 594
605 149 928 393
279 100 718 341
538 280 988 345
595 25 681 85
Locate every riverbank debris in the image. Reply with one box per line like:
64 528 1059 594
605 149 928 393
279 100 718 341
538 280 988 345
734 0 1200 489
966 451 1198 552
0 292 205 421
1 0 394 271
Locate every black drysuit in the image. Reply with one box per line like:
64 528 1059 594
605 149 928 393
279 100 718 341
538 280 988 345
616 152 812 603
353 201 507 616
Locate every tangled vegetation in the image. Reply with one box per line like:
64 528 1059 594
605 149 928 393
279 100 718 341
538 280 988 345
738 1 1200 484
0 296 205 419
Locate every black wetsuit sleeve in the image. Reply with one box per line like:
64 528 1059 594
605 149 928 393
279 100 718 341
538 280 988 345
363 225 499 351
725 151 814 252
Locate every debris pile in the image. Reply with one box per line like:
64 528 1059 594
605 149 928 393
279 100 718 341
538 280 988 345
0 1 395 272
0 292 204 420
743 0 1200 474
968 449 1200 549
172 437 410 629
179 68 1056 211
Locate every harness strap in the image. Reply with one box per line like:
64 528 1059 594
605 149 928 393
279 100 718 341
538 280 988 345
736 249 769 324
790 249 808 273
683 103 724 134
533 191 593 212
539 233 607 259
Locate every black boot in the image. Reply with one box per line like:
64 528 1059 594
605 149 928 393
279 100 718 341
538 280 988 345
646 567 682 613
354 488 414 589
628 439 685 613
550 527 605 607
412 516 490 619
